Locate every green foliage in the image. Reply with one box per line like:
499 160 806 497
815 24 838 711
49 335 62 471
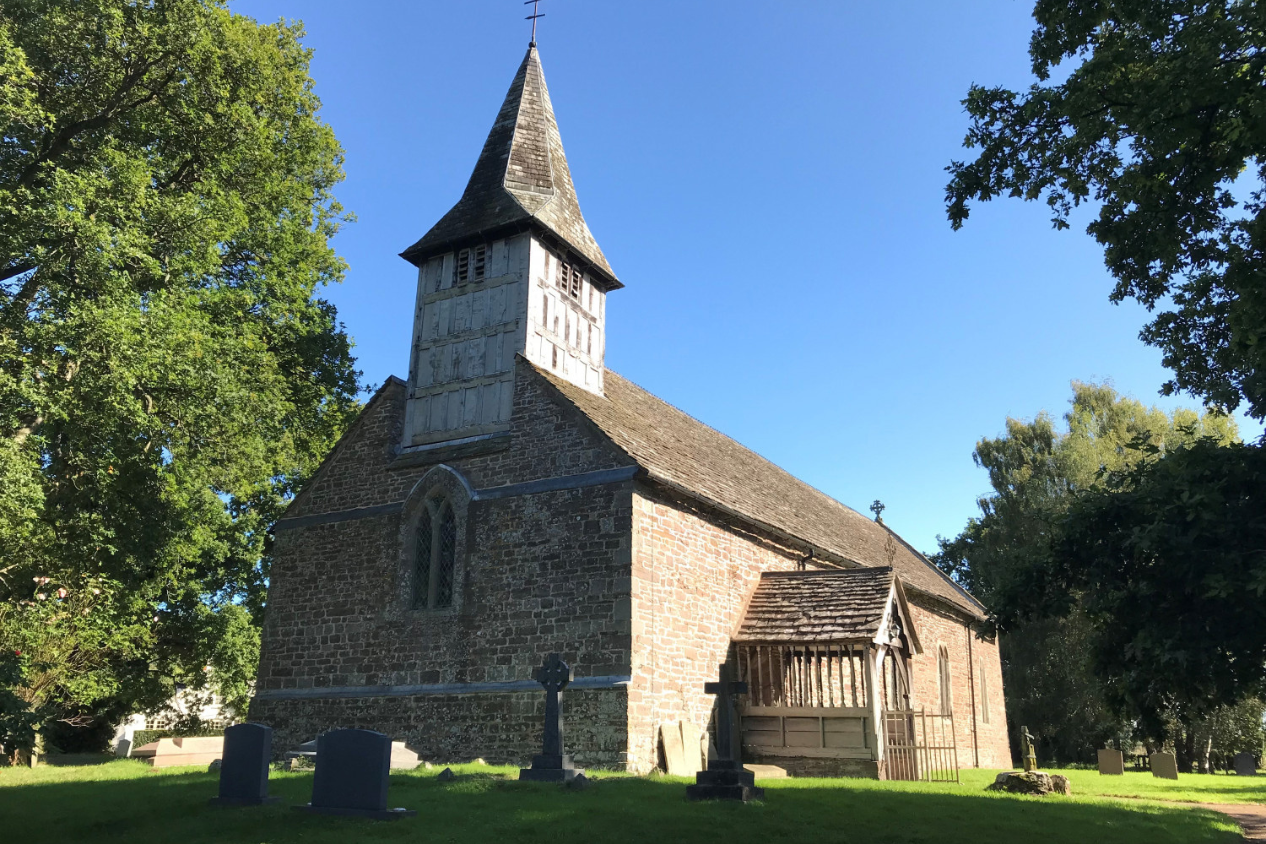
0 649 40 763
934 382 1236 761
945 1 1266 419
0 0 359 728
1032 439 1266 737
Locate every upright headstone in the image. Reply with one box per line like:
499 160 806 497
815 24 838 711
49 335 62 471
685 660 764 802
1234 752 1257 777
519 653 584 783
297 729 415 820
1150 751 1179 780
1097 748 1125 776
211 723 277 806
679 721 704 777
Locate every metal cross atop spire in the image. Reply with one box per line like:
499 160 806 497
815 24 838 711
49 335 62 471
524 0 544 46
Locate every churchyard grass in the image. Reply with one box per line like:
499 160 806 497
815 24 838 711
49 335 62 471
959 767 1266 805
0 761 1248 844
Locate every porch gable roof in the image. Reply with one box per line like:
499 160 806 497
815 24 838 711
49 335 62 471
735 567 920 650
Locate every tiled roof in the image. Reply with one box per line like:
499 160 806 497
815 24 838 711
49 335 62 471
401 46 618 287
735 568 895 643
536 365 985 618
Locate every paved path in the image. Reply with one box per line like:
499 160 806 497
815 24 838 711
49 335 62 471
1197 803 1266 841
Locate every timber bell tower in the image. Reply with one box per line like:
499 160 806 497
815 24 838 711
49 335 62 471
398 45 619 450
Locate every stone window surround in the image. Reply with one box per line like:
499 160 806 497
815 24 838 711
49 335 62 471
399 464 474 617
937 645 952 716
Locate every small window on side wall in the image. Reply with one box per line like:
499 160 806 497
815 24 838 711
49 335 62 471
937 646 953 716
413 495 457 610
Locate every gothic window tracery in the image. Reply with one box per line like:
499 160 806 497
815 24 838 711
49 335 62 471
413 495 457 610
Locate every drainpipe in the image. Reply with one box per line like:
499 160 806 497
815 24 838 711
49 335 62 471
967 624 979 768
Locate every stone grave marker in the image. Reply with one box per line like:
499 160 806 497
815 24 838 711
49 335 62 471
297 729 415 820
210 723 278 806
1235 752 1257 777
659 722 687 775
1150 751 1179 780
680 721 703 777
685 660 764 802
132 736 224 769
1097 748 1125 776
519 653 584 783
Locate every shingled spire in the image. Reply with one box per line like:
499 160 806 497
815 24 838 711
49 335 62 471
401 46 618 287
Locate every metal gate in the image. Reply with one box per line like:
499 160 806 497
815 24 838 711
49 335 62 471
882 709 959 782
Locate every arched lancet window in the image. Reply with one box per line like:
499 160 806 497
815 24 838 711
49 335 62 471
413 495 457 610
937 646 953 716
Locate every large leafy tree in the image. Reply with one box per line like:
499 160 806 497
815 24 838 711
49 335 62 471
1036 440 1266 740
946 1 1266 419
934 382 1236 762
0 0 359 730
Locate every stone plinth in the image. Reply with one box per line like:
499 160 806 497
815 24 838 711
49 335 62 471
686 760 765 802
987 771 1071 796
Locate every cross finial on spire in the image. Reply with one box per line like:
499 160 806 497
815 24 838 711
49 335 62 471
524 0 544 46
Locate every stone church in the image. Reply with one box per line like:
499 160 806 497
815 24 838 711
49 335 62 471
251 44 1011 777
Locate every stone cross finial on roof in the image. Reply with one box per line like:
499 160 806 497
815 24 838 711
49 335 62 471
870 500 885 523
524 0 544 45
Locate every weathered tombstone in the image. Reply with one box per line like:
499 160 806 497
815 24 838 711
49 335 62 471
1235 752 1257 777
685 660 764 802
1021 726 1038 773
210 723 277 806
1150 751 1179 780
297 729 415 819
1097 748 1125 776
519 653 584 783
659 722 687 775
680 721 704 777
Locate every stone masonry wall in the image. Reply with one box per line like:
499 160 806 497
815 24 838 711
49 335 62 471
251 688 627 769
906 601 1012 770
627 488 801 773
252 360 637 766
627 487 1009 775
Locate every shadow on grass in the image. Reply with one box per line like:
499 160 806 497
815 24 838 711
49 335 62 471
0 764 1242 844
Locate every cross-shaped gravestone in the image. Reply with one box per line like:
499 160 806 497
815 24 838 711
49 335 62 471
519 653 584 783
704 660 747 765
686 659 764 802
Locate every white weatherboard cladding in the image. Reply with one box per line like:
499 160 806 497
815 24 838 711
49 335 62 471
403 234 606 448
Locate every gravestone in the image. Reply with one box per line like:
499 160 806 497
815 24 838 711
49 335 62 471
519 653 584 783
679 721 703 777
1150 751 1179 780
1235 752 1257 777
1097 748 1125 776
297 729 415 819
659 722 687 775
685 660 764 802
210 723 277 806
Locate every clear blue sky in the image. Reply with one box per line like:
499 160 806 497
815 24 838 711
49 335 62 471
231 0 1261 554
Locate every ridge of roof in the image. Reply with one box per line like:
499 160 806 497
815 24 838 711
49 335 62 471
400 46 618 287
528 361 986 619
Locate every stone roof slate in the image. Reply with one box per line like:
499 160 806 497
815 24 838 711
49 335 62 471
535 364 985 618
400 46 618 287
735 568 895 643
